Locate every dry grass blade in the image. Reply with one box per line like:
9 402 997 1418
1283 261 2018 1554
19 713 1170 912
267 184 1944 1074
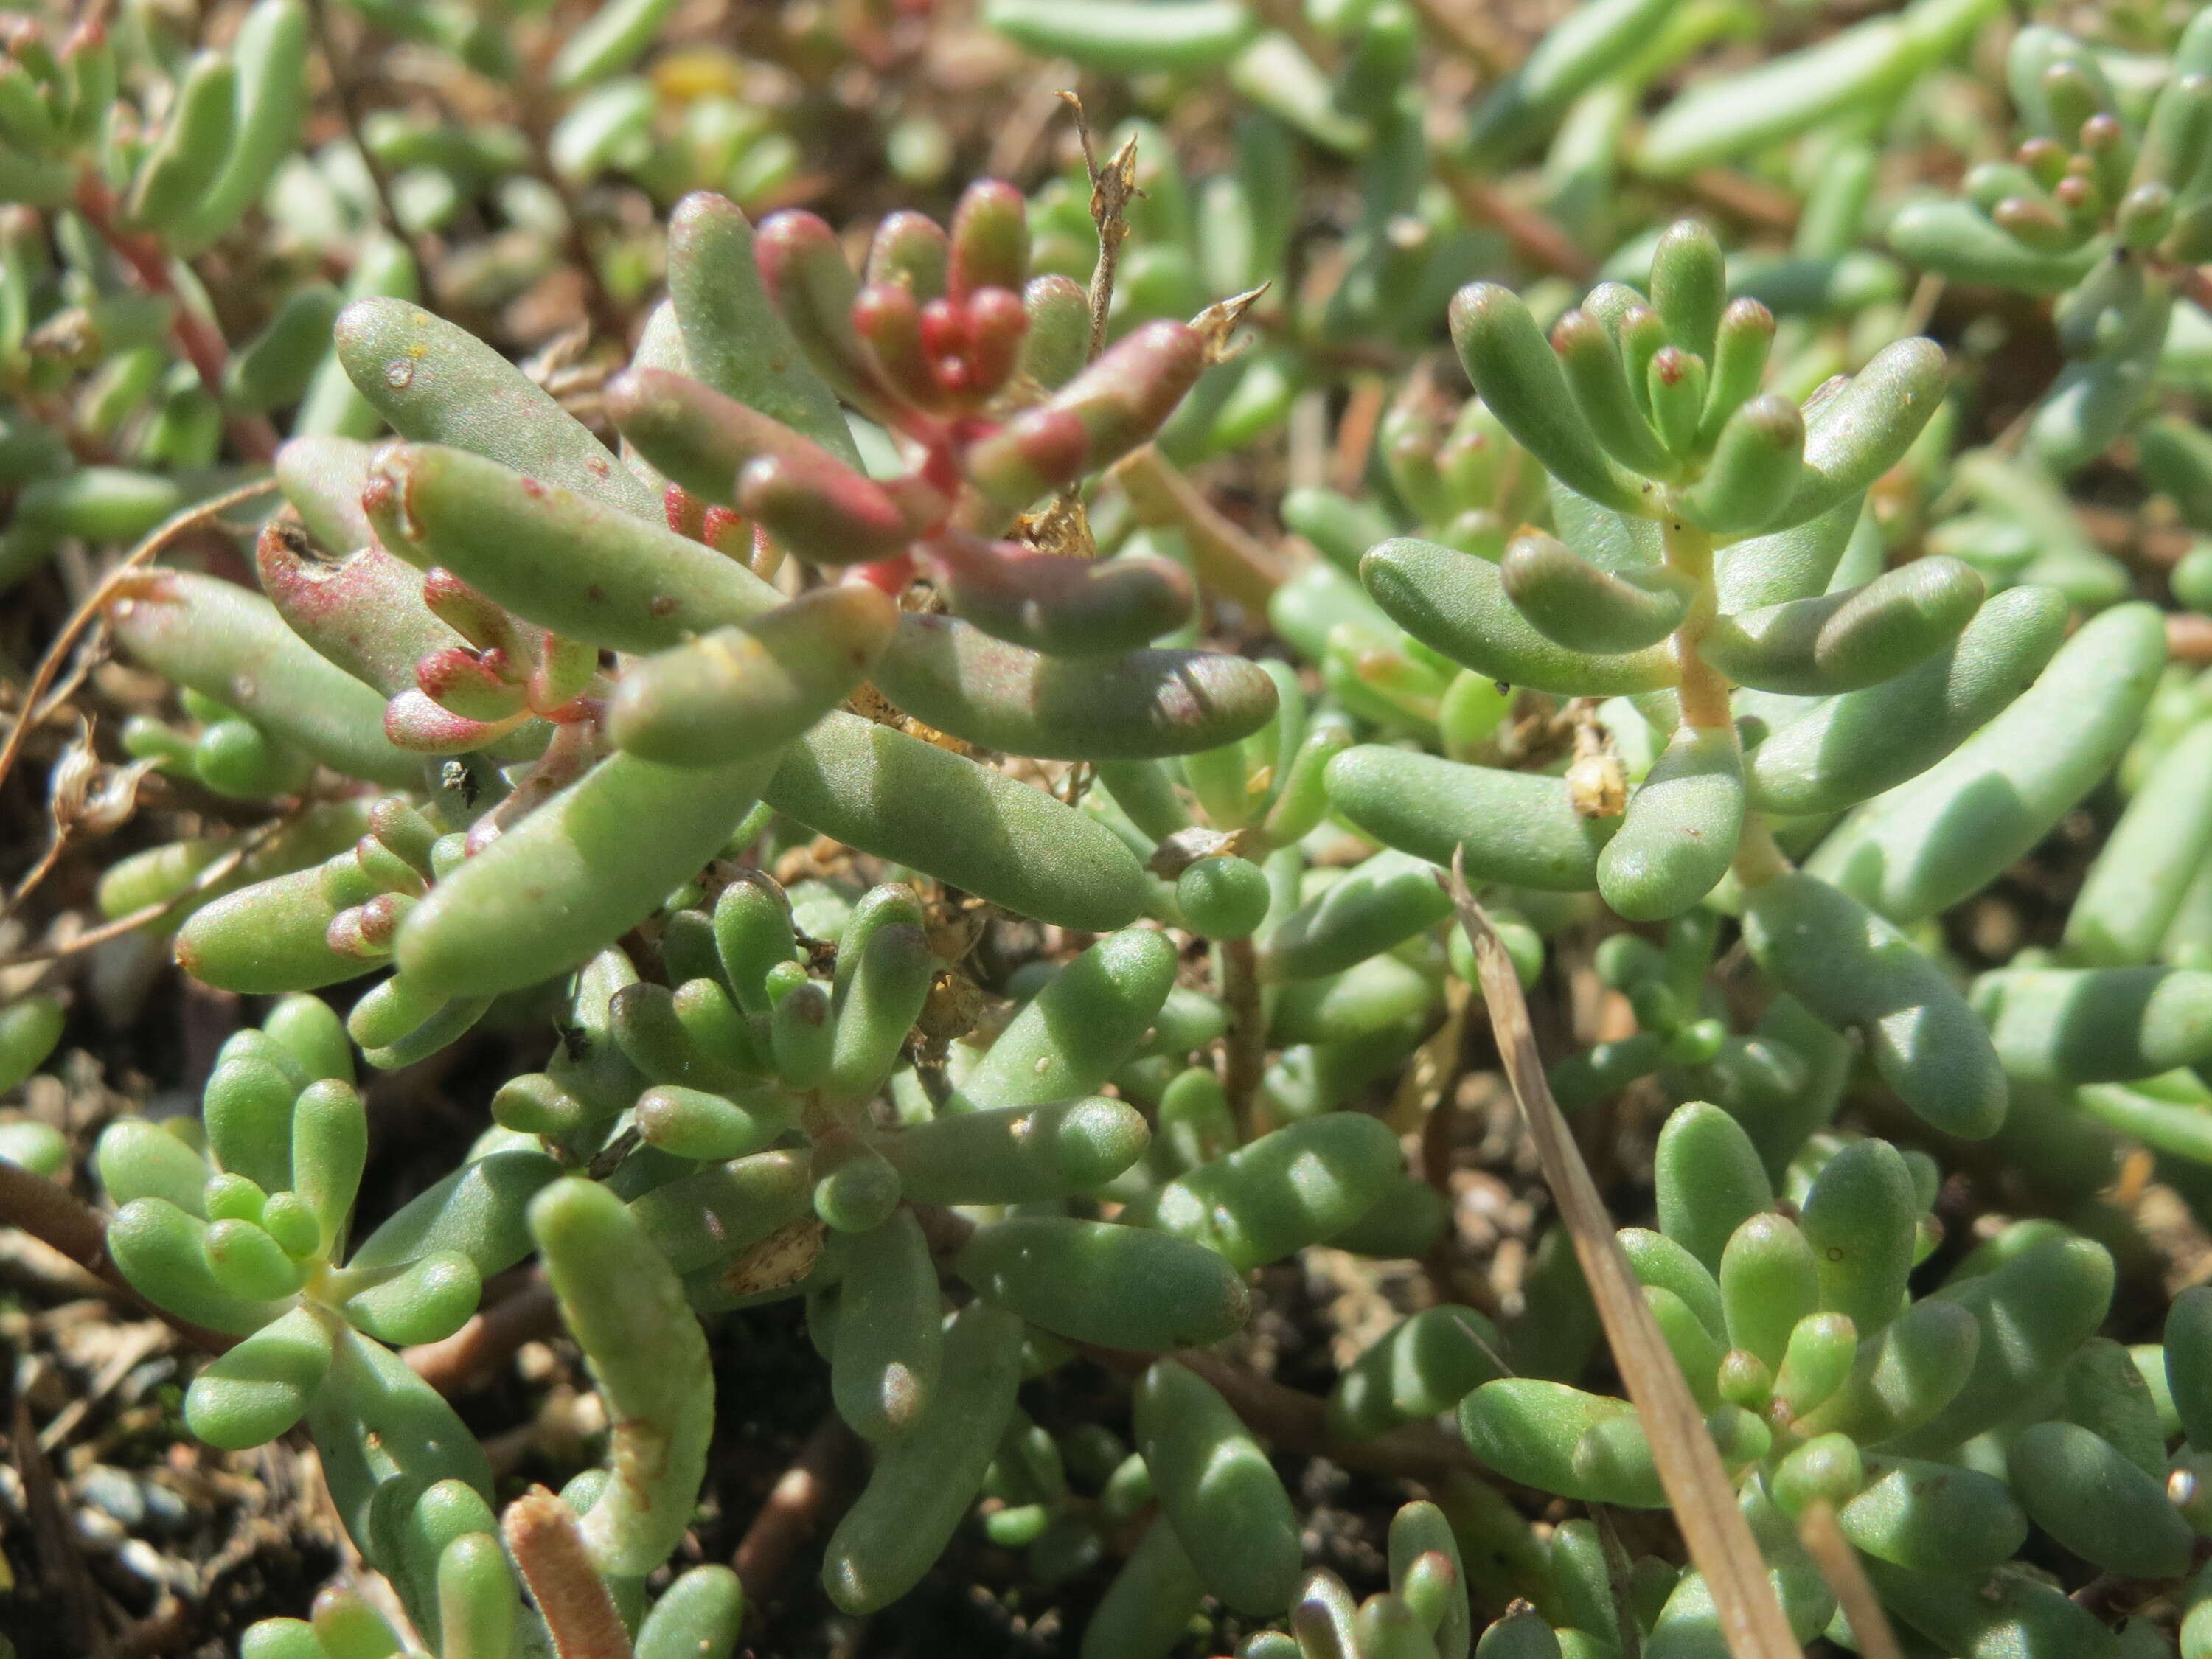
1797 1501 1905 1659
1443 852 1804 1659
0 477 281 801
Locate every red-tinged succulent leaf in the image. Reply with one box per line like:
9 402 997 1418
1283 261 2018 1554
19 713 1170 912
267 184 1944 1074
385 687 526 754
254 521 462 700
947 179 1029 303
417 647 527 724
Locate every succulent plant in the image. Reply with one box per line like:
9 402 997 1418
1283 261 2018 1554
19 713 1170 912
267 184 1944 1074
19 0 2212 1654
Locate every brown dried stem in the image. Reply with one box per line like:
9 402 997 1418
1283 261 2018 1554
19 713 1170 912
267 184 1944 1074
1433 163 1593 282
404 1269 561 1394
1112 445 1284 609
1444 855 1804 1659
0 477 280 801
731 1412 863 1608
0 1159 237 1354
1220 933 1267 1133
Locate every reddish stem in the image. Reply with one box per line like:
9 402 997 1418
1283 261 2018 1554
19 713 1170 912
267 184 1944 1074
73 173 280 463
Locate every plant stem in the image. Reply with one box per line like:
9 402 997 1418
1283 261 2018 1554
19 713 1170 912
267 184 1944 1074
0 1160 236 1354
72 174 279 463
1660 515 1733 732
1113 445 1284 610
403 1268 559 1394
1220 934 1267 1133
1731 814 1793 889
731 1412 861 1607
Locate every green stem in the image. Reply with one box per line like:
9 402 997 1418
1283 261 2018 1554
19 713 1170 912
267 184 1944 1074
1660 514 1733 733
1731 814 1793 889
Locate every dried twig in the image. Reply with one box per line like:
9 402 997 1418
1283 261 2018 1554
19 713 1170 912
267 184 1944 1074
1061 92 1138 362
403 1269 560 1394
0 810 296 969
1077 1340 1477 1483
1433 164 1593 282
0 478 281 803
1112 445 1284 608
1444 853 1804 1659
303 0 442 304
0 1159 237 1354
11 1394 114 1657
1220 934 1267 1132
1399 0 1507 72
2171 612 2212 666
732 1412 863 1609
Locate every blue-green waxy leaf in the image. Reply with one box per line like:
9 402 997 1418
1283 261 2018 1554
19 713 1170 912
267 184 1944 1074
1809 602 2166 927
124 53 237 236
1863 1559 2121 1659
1329 1307 1506 1441
1136 1360 1304 1615
1263 850 1454 982
1794 1297 1979 1446
1655 1102 1772 1273
1363 538 1678 695
956 1216 1249 1350
830 1208 941 1444
107 1198 290 1335
2065 720 2212 967
1798 1138 1915 1335
96 1119 212 1216
1638 0 2006 179
349 1150 562 1279
1597 726 1742 921
336 300 654 517
1499 532 1692 654
396 748 776 998
1447 285 1653 516
2009 1420 2192 1577
532 1178 713 1576
874 1099 1149 1205
1775 339 1949 529
107 571 419 790
1837 1454 2025 1574
821 1301 1024 1614
1081 1517 1206 1659
984 0 1259 73
1743 583 2067 816
1146 1113 1402 1270
962 928 1176 1108
608 586 898 767
1888 198 2104 293
1458 1379 1663 1506
1974 966 2212 1085
1327 745 1613 892
375 441 772 652
171 0 311 253
1701 558 1985 698
184 1304 336 1450
869 615 1280 762
1461 0 1674 160
1742 872 2006 1139
1891 1234 2114 1455
765 712 1151 932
